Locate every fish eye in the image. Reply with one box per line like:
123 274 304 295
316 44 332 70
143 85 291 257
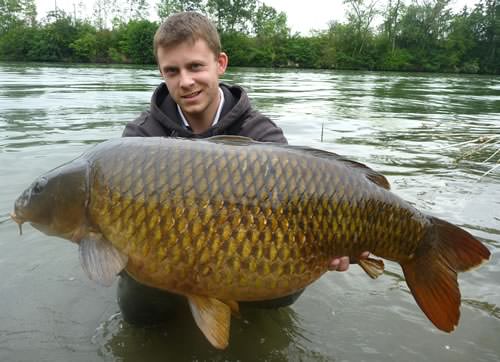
32 177 48 194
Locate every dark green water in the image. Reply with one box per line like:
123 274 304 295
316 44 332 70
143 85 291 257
0 63 499 362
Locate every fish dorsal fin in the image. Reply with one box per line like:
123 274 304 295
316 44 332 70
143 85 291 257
206 135 257 145
287 146 391 190
205 136 390 190
78 234 128 286
187 294 232 349
358 257 385 279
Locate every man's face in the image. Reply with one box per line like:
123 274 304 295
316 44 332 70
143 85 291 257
157 39 228 120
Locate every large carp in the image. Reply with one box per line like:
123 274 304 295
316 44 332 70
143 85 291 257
11 136 490 349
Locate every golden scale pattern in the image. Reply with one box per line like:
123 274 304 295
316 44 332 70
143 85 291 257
88 138 427 301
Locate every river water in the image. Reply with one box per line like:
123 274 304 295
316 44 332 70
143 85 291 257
0 63 499 361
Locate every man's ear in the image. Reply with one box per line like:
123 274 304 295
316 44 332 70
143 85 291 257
217 52 228 75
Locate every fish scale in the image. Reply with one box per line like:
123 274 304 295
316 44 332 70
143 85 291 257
13 136 490 347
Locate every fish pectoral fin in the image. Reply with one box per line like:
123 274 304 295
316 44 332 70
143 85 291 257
358 257 385 279
187 294 231 349
78 234 128 287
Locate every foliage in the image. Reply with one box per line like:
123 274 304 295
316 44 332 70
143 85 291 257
0 0 36 34
206 0 256 33
157 0 204 19
0 0 498 74
31 11 80 61
118 19 158 63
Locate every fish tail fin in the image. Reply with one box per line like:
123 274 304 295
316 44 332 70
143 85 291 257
401 216 490 332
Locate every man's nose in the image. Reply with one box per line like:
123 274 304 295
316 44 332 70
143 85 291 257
179 70 195 88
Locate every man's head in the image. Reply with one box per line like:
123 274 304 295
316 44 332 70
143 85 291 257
154 11 221 61
154 12 228 131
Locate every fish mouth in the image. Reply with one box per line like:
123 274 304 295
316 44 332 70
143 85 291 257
10 211 24 235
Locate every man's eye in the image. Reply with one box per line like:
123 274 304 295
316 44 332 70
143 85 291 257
191 64 202 70
164 69 177 76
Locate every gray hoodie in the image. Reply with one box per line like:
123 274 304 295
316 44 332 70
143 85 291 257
122 82 287 143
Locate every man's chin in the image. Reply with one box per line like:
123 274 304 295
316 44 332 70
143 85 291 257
179 104 205 117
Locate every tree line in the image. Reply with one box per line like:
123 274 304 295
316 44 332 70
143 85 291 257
0 0 498 74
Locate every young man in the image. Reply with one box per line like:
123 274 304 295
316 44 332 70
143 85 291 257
120 11 366 325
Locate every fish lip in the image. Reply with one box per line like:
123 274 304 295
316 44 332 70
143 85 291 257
10 211 23 224
10 211 24 235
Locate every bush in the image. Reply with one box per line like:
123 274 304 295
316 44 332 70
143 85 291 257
119 20 157 64
70 31 97 62
0 25 38 60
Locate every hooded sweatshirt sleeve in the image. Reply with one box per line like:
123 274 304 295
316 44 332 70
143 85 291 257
239 110 287 144
216 84 288 144
122 109 175 137
122 111 152 137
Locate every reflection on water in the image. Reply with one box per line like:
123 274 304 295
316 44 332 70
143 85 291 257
94 306 317 362
0 62 499 361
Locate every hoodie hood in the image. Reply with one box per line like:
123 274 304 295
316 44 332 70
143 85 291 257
149 82 252 138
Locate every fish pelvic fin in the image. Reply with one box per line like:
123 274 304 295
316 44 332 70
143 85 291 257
401 216 490 333
78 233 128 287
358 257 385 279
225 300 241 318
187 294 232 349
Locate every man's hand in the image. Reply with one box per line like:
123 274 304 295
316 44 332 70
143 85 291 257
328 251 370 272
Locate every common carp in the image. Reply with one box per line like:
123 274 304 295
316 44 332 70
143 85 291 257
11 136 490 349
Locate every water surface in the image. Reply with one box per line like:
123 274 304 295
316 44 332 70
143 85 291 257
1 63 499 361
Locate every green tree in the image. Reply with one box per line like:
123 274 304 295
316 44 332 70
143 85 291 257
93 0 116 30
383 0 405 54
480 0 499 72
109 0 150 25
252 3 289 66
445 8 478 72
98 28 122 62
119 19 157 63
0 23 38 60
343 0 379 56
125 0 150 20
287 35 323 68
397 0 453 71
29 10 79 61
220 30 256 66
70 23 98 62
206 0 256 33
156 0 204 19
0 0 37 34
253 3 288 38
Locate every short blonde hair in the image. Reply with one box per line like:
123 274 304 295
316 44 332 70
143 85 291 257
153 12 221 60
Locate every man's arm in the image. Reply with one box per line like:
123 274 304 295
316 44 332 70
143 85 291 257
122 111 152 137
122 111 173 138
237 111 287 144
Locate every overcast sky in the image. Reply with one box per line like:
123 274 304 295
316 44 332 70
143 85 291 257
35 0 479 35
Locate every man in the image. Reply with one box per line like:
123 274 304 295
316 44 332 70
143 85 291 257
120 11 367 325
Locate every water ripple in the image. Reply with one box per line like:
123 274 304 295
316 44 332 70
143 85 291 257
1 63 499 362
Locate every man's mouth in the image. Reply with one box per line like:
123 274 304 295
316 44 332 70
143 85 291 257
182 90 202 99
